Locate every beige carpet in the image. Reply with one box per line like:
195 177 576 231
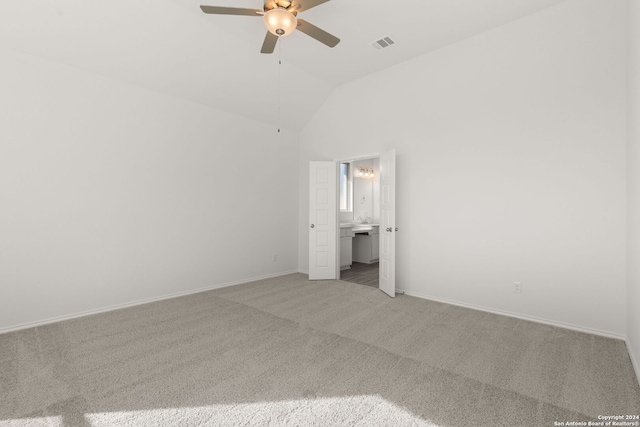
1 273 639 426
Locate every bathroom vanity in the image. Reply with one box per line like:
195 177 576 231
339 224 354 270
352 225 379 264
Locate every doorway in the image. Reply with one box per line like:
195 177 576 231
338 157 381 289
308 149 396 297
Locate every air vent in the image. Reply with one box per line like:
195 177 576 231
371 36 396 50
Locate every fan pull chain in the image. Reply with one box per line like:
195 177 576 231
277 37 282 133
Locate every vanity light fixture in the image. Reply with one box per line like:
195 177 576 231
357 167 375 178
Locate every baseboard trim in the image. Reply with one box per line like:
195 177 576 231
627 337 640 386
397 288 625 341
298 269 309 275
0 270 298 335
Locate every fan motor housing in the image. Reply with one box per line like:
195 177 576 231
264 0 298 16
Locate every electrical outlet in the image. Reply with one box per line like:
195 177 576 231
272 254 277 263
513 282 522 293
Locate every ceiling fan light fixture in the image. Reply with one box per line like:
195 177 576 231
263 8 297 37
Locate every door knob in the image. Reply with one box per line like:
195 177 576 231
395 227 398 232
310 224 315 228
386 227 392 232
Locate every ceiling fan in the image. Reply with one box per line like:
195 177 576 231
200 0 340 54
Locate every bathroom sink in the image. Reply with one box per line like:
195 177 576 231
351 224 375 232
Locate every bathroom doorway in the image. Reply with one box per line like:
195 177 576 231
336 154 383 290
309 149 396 296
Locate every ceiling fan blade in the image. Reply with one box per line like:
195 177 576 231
260 32 279 54
296 19 340 48
292 0 330 13
200 6 262 16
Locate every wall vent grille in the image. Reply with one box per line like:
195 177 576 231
371 36 396 50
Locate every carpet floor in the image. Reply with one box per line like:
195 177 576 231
1 273 639 426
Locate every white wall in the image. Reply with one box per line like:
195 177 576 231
627 0 640 381
372 158 380 224
0 47 299 331
352 159 376 223
299 0 628 336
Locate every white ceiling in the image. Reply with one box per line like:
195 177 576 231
0 0 566 130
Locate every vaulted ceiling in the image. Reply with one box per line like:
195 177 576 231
0 0 566 130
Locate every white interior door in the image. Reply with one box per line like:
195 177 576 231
379 149 396 297
309 161 337 280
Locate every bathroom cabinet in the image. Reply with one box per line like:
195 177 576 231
352 226 379 264
340 226 353 270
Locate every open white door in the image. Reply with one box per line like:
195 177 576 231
379 149 396 297
309 161 338 280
